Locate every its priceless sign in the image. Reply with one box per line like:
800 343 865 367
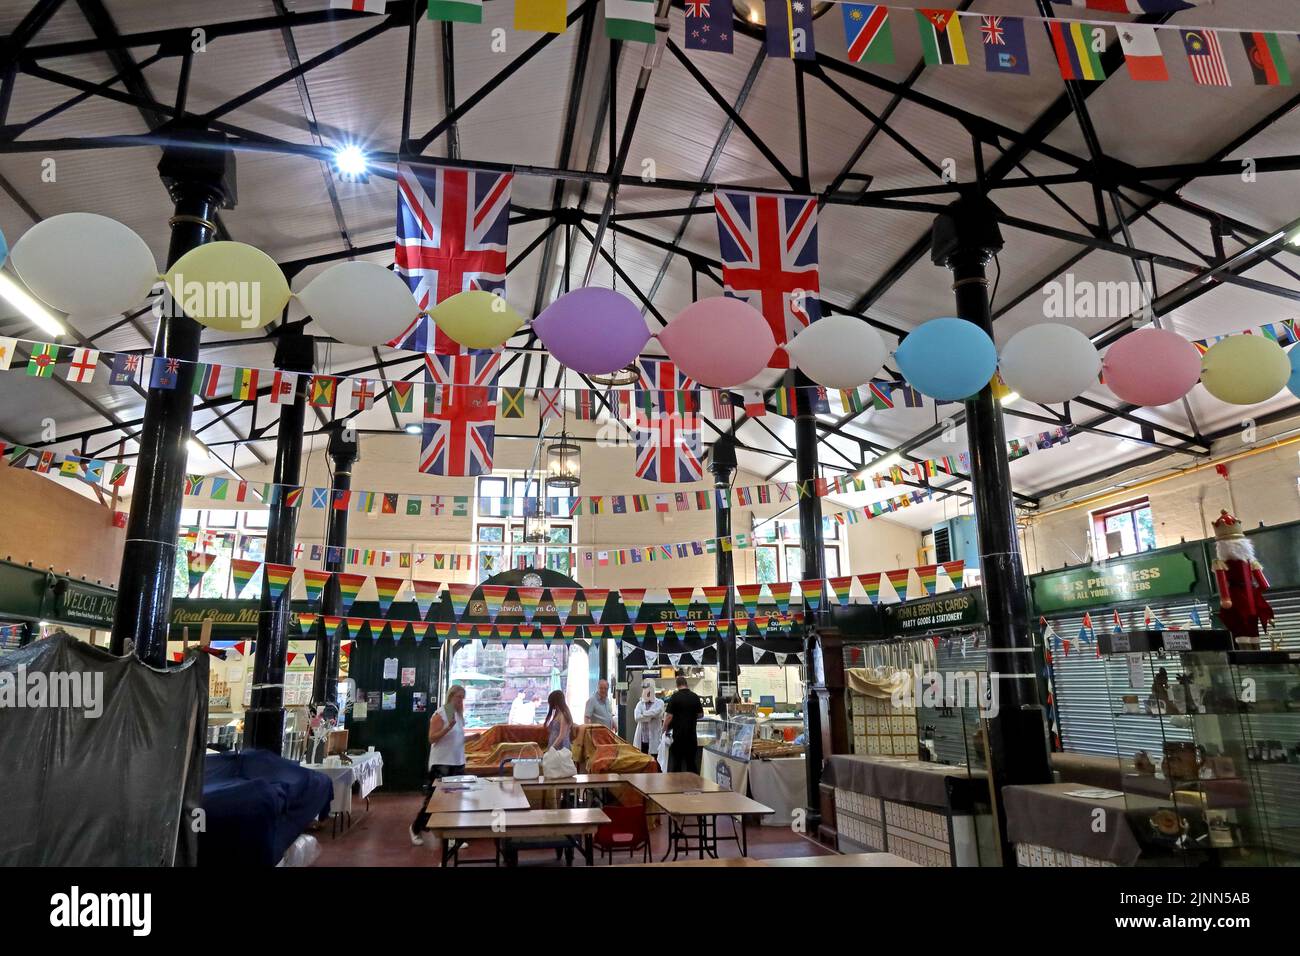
1031 550 1200 614
885 589 985 635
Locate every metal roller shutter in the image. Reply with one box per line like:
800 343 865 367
1048 600 1210 758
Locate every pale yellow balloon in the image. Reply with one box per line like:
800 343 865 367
163 241 290 331
429 290 523 350
1200 334 1290 405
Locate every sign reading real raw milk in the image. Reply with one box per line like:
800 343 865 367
1031 550 1199 614
886 590 984 635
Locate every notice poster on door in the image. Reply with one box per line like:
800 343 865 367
401 667 416 687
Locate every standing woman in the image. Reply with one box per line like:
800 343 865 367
632 678 664 759
410 684 466 846
543 689 575 751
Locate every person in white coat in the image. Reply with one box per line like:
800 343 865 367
632 678 664 761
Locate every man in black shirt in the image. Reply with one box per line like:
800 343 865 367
663 675 704 774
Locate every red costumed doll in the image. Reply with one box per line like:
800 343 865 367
1211 510 1273 647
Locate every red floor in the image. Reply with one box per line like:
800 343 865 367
310 792 836 867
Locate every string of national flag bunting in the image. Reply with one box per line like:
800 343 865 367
1040 605 1205 658
335 0 1293 88
179 566 967 635
0 400 1069 514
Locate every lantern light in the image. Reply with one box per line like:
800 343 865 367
546 436 581 489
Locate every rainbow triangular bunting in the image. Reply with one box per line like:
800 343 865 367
767 582 792 617
667 587 696 621
516 587 543 623
883 569 911 603
828 575 854 607
447 583 476 619
230 558 260 598
186 550 214 594
302 568 331 604
411 580 441 617
620 588 648 623
915 564 939 596
799 579 824 612
582 588 610 624
336 573 366 613
481 585 510 621
549 588 577 624
373 576 405 615
736 584 764 618
264 563 295 602
701 586 729 618
857 573 884 606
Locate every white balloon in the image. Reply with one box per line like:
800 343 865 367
11 213 157 317
999 323 1100 404
297 261 420 346
783 314 887 389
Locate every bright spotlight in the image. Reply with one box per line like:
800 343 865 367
404 423 422 435
332 145 369 182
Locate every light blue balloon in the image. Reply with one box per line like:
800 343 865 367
895 317 998 402
1288 346 1300 400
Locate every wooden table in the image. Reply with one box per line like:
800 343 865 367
423 809 609 867
618 772 724 795
426 781 532 813
650 791 774 860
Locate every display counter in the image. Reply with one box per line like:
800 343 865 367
822 754 994 866
748 755 805 827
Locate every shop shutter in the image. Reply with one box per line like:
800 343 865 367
1047 600 1209 759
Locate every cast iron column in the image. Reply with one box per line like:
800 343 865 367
793 367 826 824
709 434 738 717
931 194 1052 861
311 424 359 708
110 131 236 664
244 328 314 751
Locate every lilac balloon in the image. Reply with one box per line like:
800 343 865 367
534 287 650 374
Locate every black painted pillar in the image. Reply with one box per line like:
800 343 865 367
709 434 738 717
244 329 314 751
111 132 235 664
931 194 1051 862
311 424 360 708
792 367 826 823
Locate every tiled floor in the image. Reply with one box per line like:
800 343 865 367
311 792 836 867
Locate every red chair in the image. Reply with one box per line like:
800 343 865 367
592 803 651 864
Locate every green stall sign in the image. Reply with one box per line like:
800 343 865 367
1032 550 1200 614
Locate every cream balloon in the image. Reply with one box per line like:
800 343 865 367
783 314 887 389
430 290 524 350
11 213 157 317
163 241 290 332
998 323 1100 404
297 261 420 346
1200 335 1290 405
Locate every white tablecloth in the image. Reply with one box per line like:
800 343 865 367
748 756 806 827
304 751 384 815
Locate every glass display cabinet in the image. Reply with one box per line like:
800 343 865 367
1090 630 1300 866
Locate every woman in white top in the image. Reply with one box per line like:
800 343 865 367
410 684 466 846
632 678 664 758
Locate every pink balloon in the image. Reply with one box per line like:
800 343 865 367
657 297 776 387
1102 328 1201 406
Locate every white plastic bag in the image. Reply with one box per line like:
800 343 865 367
541 747 576 779
276 834 320 868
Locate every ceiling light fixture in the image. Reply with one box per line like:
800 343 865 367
0 271 66 338
404 423 422 435
331 144 369 183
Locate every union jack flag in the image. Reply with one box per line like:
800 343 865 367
634 359 702 483
391 163 513 353
419 352 500 477
714 189 820 369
